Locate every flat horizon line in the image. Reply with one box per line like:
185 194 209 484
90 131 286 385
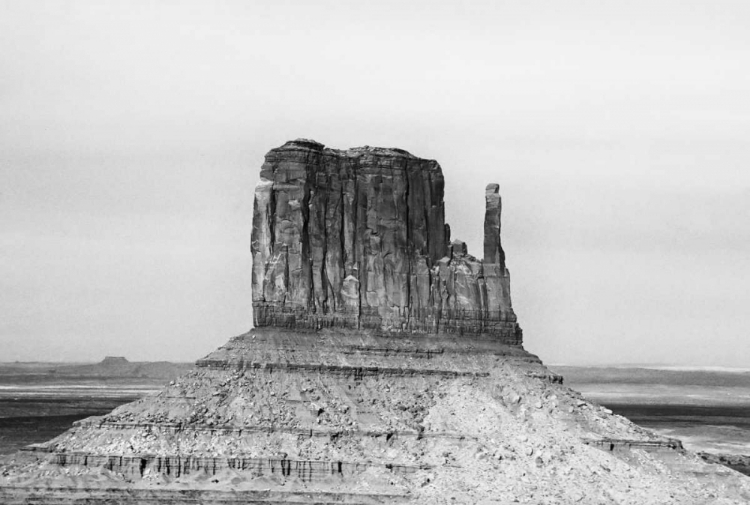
548 363 750 373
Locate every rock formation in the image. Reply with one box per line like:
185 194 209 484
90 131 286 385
1 140 748 505
251 139 519 342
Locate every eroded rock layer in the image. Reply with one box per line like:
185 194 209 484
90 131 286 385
252 140 519 343
4 328 747 505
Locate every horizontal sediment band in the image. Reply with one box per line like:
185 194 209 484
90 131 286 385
582 438 684 452
194 360 491 378
525 371 564 384
40 452 434 482
0 486 408 505
46 423 478 443
252 304 522 345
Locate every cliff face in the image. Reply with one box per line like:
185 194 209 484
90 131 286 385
251 139 520 343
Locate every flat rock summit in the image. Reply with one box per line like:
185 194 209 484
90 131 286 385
1 140 748 504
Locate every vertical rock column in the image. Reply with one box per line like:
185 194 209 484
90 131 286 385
483 183 505 269
251 179 274 304
340 168 360 317
483 183 513 319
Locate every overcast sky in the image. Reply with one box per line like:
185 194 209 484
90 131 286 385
2 0 749 366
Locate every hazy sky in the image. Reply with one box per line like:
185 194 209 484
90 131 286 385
2 1 749 365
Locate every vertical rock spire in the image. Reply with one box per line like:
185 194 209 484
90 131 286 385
483 183 505 270
481 183 514 323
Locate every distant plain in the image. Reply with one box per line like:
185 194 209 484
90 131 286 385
0 360 191 455
551 365 750 459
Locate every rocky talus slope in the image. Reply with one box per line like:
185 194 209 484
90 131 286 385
1 140 748 504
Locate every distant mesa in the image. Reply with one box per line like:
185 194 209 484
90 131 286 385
33 357 193 380
99 356 130 366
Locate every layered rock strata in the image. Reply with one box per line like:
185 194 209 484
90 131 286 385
252 139 519 343
4 326 746 504
1 140 748 504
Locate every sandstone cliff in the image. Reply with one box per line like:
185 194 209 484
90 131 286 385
252 139 519 343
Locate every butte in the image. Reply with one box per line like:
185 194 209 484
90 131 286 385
1 139 748 504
